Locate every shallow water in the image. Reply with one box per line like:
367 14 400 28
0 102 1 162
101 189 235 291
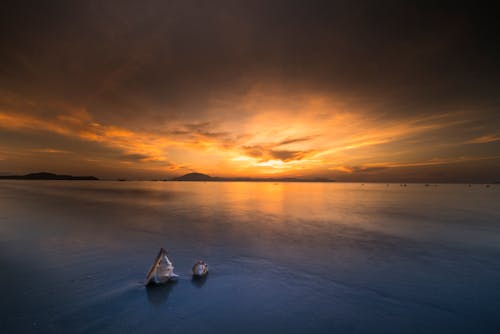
0 181 499 333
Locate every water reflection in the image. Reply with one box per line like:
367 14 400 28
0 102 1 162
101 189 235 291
191 274 209 288
145 280 178 306
1 181 500 333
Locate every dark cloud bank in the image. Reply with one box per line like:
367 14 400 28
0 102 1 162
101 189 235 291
2 1 499 117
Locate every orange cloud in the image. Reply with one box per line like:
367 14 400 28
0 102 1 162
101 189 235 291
0 109 177 169
332 155 500 173
467 135 500 144
0 92 497 179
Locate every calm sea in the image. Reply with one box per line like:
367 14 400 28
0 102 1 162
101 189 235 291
1 181 499 333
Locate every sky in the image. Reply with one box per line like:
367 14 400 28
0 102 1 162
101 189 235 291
1 1 499 182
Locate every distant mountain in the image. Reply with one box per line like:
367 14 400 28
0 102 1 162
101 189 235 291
0 172 99 180
171 172 334 182
172 172 213 181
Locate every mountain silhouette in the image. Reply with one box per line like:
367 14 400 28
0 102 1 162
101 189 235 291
171 173 334 182
172 172 213 181
0 172 98 180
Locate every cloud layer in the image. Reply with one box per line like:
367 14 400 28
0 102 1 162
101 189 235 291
1 1 499 181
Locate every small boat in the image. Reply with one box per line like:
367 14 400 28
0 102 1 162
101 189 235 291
192 260 209 277
144 248 178 285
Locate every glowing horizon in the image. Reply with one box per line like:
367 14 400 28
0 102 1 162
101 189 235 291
1 89 499 182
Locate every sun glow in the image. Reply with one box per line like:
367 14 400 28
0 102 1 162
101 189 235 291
1 89 498 180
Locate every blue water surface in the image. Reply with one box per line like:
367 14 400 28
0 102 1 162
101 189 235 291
0 181 499 333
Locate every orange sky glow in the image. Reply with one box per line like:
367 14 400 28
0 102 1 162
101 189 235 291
1 88 499 181
1 2 499 182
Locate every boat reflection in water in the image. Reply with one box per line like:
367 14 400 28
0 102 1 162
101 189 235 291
146 280 178 306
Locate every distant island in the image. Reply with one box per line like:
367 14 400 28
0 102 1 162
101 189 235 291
172 172 334 182
173 172 214 181
0 172 99 180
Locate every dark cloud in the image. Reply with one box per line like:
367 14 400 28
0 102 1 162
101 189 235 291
119 153 151 161
243 145 313 162
1 0 499 126
243 146 265 159
269 150 312 162
183 122 229 138
277 137 313 146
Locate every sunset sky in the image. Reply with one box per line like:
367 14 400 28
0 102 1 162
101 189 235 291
1 1 499 181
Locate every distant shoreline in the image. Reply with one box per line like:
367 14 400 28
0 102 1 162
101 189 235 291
169 178 336 183
167 179 336 183
0 172 98 180
1 179 496 184
170 172 334 183
0 172 497 184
